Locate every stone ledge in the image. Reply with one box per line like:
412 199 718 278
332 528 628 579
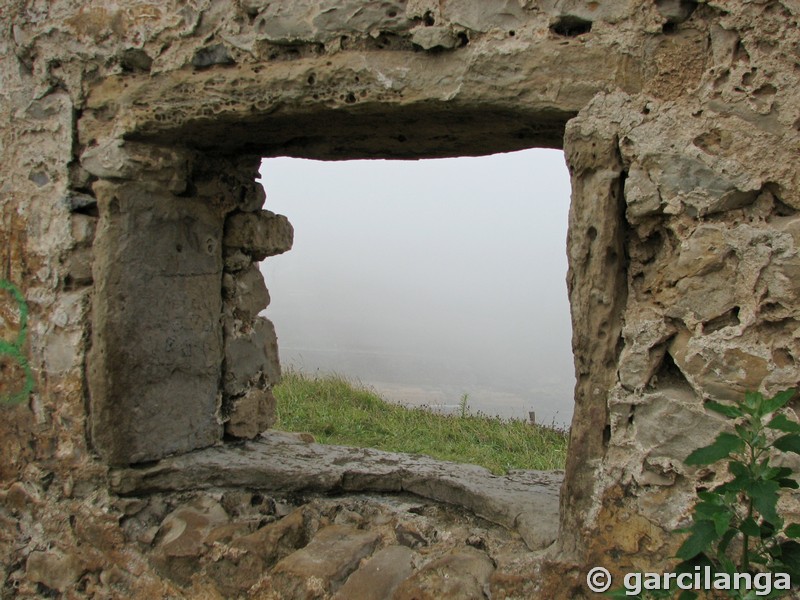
109 430 563 550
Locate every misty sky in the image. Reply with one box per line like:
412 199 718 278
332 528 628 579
258 149 576 427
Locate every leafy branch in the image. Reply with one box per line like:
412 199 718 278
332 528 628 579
673 389 800 599
608 389 800 599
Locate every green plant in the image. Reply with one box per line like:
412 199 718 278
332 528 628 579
608 389 800 599
459 392 470 419
674 389 800 598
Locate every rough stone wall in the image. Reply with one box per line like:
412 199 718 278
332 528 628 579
85 144 291 464
1 0 800 597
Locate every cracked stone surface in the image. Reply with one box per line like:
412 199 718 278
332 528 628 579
111 431 563 551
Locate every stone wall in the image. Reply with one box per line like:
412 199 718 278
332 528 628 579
1 0 799 596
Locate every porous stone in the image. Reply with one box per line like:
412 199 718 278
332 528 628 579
410 26 458 50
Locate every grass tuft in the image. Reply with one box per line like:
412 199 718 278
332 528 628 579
273 370 569 474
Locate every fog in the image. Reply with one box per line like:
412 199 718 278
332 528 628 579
258 149 575 427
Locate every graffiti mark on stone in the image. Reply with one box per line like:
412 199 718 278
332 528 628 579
0 280 34 405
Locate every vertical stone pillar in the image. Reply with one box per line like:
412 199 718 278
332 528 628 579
85 141 294 464
558 111 629 555
86 141 225 465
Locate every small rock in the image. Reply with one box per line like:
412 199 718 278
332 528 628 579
395 522 428 548
392 546 495 600
466 533 487 551
224 249 252 273
192 44 235 68
205 521 257 546
207 507 307 596
26 550 82 593
223 317 281 395
655 0 697 24
150 496 229 585
222 263 270 319
410 26 458 50
269 525 380 599
225 387 277 439
138 526 160 545
1 482 40 514
119 48 153 72
333 508 364 527
114 497 147 516
233 506 307 562
333 545 418 600
223 210 293 261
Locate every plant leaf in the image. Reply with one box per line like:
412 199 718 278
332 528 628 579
705 400 744 419
744 390 762 412
694 500 731 521
785 523 800 538
767 413 800 433
729 461 749 478
740 517 761 537
749 479 780 524
718 555 737 576
718 528 738 555
676 520 719 560
712 512 732 536
762 389 797 414
774 433 800 455
776 540 800 581
685 432 744 466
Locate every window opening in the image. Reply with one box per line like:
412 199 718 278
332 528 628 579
259 149 574 428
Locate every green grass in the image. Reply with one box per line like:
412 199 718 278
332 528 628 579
273 370 569 474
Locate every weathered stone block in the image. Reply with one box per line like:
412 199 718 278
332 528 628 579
410 26 458 50
81 140 191 194
269 525 381 598
207 507 307 595
333 545 417 600
222 263 270 320
151 497 229 586
223 210 293 261
392 546 494 600
88 182 224 465
26 550 83 593
223 317 281 396
225 387 276 439
251 1 412 44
